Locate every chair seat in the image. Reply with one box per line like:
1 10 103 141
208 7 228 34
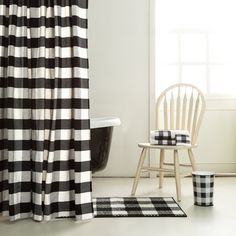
138 142 197 150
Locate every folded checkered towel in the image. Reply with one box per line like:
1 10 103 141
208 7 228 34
150 130 191 146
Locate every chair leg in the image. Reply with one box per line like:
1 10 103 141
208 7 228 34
159 149 165 189
131 148 147 196
188 149 197 171
174 150 181 202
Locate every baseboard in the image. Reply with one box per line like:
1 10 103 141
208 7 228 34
92 174 236 178
195 163 236 173
93 163 236 178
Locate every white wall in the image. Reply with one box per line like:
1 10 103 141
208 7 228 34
88 0 150 176
88 0 236 176
195 108 236 172
149 108 236 174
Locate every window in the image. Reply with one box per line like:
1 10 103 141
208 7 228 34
155 0 236 98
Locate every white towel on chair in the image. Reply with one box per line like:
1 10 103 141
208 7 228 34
150 130 191 146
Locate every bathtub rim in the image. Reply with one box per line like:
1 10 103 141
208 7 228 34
90 117 121 129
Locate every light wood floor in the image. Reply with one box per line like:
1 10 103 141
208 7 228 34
0 177 236 236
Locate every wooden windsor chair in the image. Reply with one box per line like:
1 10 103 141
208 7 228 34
131 83 206 201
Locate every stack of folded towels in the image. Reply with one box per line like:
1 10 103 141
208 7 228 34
150 130 191 146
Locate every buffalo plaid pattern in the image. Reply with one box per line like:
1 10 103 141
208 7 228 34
93 197 186 217
0 0 93 221
192 172 215 206
150 130 191 146
152 130 176 145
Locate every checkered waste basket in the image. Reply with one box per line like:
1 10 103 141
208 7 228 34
192 171 215 207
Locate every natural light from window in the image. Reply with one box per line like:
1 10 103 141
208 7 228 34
155 0 236 98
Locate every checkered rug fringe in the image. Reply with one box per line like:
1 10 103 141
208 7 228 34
93 197 187 217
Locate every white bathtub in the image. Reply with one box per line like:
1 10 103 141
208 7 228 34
90 117 121 129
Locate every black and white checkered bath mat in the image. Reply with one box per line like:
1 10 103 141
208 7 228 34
93 197 186 217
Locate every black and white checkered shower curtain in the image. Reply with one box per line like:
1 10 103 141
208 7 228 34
0 0 93 221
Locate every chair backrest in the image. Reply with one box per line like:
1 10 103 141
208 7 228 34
156 83 206 145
